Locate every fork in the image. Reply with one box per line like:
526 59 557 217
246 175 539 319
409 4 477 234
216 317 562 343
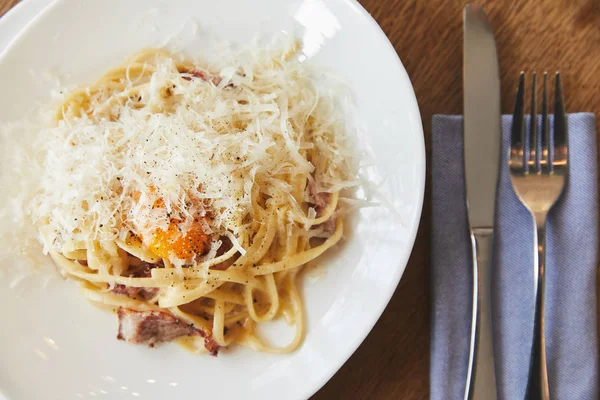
508 71 568 400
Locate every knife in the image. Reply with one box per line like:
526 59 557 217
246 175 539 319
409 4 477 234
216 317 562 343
462 4 500 400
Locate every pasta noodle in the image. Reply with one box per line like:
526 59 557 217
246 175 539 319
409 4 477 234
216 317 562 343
31 44 356 355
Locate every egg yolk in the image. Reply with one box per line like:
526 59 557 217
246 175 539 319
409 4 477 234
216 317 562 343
150 220 211 260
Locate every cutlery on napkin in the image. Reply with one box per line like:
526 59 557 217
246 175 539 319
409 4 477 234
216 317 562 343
430 113 599 400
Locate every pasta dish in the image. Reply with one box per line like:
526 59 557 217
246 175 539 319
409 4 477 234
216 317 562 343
30 43 357 355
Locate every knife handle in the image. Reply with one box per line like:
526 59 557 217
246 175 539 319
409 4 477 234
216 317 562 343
464 229 498 400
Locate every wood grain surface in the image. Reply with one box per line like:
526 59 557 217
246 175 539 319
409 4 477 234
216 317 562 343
1 0 599 399
0 0 15 18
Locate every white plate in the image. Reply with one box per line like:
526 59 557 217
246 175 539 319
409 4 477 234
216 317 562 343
0 0 52 49
0 0 425 399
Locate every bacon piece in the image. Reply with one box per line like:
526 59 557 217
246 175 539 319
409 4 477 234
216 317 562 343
116 308 220 355
181 68 222 86
111 285 159 300
128 261 157 278
316 217 337 238
211 237 236 271
110 262 160 299
204 336 220 356
307 181 331 211
307 181 337 237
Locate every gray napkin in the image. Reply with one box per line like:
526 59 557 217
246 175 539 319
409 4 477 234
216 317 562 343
431 113 598 400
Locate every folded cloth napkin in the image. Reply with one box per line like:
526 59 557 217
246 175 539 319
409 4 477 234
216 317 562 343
431 113 598 400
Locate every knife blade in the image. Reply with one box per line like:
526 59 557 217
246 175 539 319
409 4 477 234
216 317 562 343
463 3 500 400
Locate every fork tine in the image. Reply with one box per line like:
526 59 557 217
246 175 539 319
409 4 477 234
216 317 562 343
553 72 568 172
529 72 537 173
510 72 526 174
540 72 550 174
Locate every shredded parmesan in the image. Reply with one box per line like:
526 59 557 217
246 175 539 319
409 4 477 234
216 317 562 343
14 44 358 263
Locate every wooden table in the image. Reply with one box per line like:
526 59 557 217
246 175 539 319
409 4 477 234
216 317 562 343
2 0 598 399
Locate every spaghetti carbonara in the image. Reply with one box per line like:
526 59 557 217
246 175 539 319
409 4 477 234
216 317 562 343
30 43 357 355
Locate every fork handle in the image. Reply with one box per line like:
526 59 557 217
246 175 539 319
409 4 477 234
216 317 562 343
525 222 550 400
464 229 498 400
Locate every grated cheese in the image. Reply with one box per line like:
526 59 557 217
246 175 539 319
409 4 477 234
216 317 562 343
5 44 360 265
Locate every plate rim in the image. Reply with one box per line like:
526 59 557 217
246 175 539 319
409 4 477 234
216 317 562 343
299 1 425 398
